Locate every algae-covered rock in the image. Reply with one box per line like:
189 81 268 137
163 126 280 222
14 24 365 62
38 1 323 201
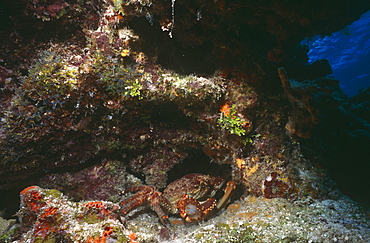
13 186 132 242
0 217 17 242
0 0 370 241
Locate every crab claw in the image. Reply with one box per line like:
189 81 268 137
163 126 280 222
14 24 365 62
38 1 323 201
216 181 236 209
177 195 217 222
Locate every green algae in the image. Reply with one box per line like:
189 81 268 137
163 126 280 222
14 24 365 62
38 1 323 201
92 54 144 100
44 189 63 199
218 104 249 136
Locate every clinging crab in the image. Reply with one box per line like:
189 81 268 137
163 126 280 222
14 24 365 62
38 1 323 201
120 173 236 225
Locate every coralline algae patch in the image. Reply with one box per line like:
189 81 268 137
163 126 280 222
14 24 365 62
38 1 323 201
13 186 134 243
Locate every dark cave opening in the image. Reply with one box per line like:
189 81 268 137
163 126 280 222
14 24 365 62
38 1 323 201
0 189 20 219
150 102 194 128
167 148 232 183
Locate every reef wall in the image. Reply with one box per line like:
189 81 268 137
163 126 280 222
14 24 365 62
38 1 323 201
0 0 370 241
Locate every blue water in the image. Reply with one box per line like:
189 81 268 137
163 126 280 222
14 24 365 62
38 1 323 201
301 11 370 97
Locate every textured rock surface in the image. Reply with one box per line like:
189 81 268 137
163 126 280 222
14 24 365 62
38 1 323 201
3 186 370 242
0 0 370 241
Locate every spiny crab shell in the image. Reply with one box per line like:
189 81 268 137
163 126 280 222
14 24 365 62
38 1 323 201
120 173 236 225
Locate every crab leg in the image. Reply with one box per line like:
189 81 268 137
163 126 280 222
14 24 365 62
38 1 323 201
216 181 236 210
120 195 147 215
120 185 154 215
150 191 171 225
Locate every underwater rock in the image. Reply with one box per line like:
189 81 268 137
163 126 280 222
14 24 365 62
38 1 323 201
12 186 132 242
278 66 346 139
0 0 370 241
129 148 188 189
38 160 142 202
262 172 293 199
0 216 16 240
348 87 370 122
25 0 69 20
